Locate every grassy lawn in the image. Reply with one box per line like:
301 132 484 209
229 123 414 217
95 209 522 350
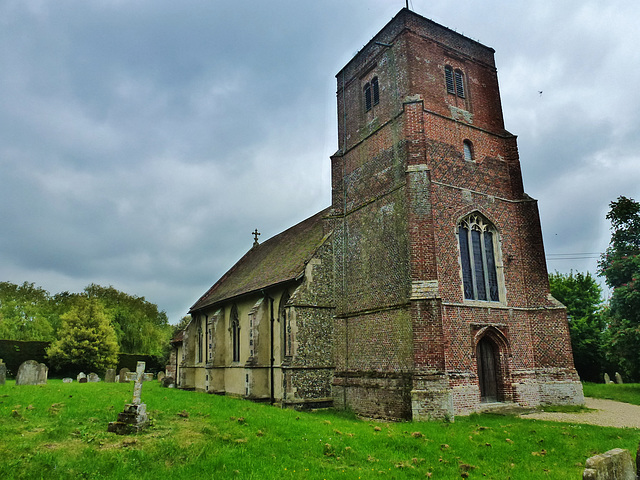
0 380 638 479
583 382 640 406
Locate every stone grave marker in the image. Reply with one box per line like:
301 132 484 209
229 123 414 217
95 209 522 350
88 372 100 383
119 367 130 383
15 360 40 385
0 359 6 386
582 448 635 479
604 373 611 384
62 378 73 383
108 361 150 435
115 375 120 382
36 363 48 385
161 376 175 388
615 372 624 384
143 373 153 382
77 372 86 382
105 368 116 383
157 371 165 382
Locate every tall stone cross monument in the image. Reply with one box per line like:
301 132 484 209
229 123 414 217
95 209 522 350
108 362 150 434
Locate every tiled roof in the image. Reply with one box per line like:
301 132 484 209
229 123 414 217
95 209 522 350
190 208 331 312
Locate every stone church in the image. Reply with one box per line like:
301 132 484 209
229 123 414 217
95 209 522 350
176 8 584 420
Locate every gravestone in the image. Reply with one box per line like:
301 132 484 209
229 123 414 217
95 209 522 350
143 373 153 382
0 359 6 386
157 371 165 382
15 360 40 385
77 372 86 382
36 363 48 385
115 375 120 382
604 373 611 384
88 373 100 383
615 372 624 384
108 362 150 435
62 378 73 383
583 448 635 479
161 376 175 388
119 368 130 383
105 368 116 383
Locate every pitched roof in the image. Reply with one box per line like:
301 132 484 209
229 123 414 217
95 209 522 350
190 208 331 312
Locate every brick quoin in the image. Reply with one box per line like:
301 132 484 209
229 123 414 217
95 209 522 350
331 8 583 420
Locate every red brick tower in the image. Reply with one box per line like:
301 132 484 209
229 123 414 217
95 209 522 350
330 8 583 420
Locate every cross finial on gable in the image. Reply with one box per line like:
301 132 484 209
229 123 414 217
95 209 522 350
252 228 261 246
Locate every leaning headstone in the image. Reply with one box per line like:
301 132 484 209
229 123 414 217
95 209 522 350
0 359 6 386
108 362 150 435
615 372 624 384
77 372 86 382
119 368 130 383
582 448 635 480
161 376 175 388
105 368 116 383
36 363 48 385
79 377 88 383
62 377 73 384
15 360 40 385
157 371 165 382
88 372 100 383
604 373 611 384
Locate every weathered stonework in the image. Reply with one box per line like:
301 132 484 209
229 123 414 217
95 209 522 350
179 8 583 421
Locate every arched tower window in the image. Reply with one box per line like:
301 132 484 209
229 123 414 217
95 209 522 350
445 65 465 98
458 213 500 301
231 305 240 363
363 76 379 112
463 140 474 162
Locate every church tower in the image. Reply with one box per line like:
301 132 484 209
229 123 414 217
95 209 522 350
330 8 583 419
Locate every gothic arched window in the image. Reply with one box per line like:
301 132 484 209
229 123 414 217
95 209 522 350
231 305 240 363
197 322 203 364
279 291 291 358
458 214 500 301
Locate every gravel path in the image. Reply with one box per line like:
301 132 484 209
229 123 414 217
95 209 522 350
521 397 640 429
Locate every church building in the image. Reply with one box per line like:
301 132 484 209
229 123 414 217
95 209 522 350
179 8 584 420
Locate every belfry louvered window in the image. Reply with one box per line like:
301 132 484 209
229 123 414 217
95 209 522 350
364 76 379 112
458 214 499 301
454 69 465 97
445 65 465 98
445 65 455 94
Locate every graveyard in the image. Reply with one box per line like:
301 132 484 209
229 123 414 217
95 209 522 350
0 373 638 479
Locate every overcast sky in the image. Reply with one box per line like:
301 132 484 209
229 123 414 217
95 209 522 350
1 0 638 322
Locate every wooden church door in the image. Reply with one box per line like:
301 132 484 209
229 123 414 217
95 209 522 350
477 337 500 402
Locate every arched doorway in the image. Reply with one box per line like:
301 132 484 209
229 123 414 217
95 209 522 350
477 336 500 403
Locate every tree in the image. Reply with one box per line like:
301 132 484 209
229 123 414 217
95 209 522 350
0 282 55 341
598 195 640 381
84 284 172 355
46 297 118 373
548 271 605 382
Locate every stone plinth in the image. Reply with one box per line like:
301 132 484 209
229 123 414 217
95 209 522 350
107 403 149 434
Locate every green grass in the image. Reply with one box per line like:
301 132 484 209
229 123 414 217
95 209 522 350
583 382 640 406
0 380 638 479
